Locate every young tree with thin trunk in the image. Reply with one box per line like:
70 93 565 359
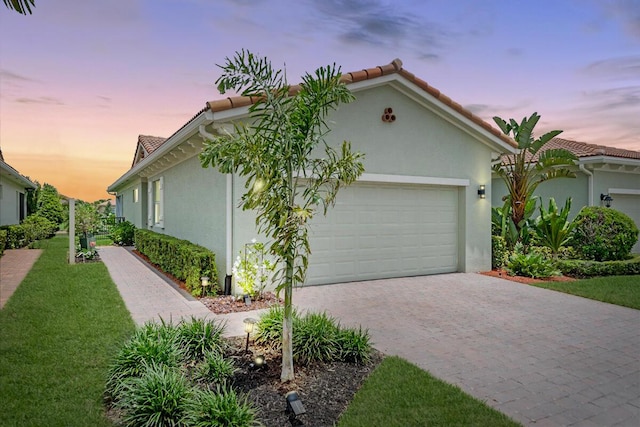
200 50 365 382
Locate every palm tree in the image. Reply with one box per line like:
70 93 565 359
3 0 34 14
493 112 577 236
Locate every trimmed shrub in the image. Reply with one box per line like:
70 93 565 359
556 256 640 278
109 220 136 246
0 229 6 255
135 229 218 297
1 224 27 249
491 235 507 269
571 207 639 261
21 214 57 241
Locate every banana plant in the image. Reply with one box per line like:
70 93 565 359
492 197 537 250
3 0 34 14
493 112 577 237
534 197 575 258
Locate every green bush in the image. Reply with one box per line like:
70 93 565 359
571 206 639 261
188 386 259 427
1 224 27 249
491 235 507 269
177 317 226 361
0 229 6 255
135 229 218 297
195 351 237 385
506 250 560 279
255 306 372 364
110 220 136 246
116 363 193 427
556 256 640 278
21 214 57 241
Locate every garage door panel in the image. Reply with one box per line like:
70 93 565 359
306 183 459 285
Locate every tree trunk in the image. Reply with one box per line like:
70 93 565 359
280 263 295 382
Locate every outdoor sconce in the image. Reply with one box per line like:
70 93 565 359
285 391 306 423
600 193 613 208
243 318 257 352
200 276 209 295
477 185 486 199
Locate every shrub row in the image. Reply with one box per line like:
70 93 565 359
109 220 136 246
0 229 6 256
0 214 57 250
255 305 372 364
556 256 640 279
134 229 218 297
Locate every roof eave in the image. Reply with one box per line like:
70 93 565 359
0 161 37 189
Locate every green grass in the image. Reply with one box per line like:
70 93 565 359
533 275 640 309
0 235 135 426
338 356 520 427
95 237 114 246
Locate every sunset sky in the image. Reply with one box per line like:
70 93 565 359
1 0 639 202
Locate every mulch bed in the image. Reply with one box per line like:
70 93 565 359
480 269 577 284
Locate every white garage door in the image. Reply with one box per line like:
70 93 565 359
612 194 640 253
305 182 459 285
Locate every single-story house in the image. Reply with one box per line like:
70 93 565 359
492 137 640 253
108 59 519 290
0 149 37 226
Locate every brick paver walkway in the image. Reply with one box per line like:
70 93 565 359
0 249 42 309
293 275 640 426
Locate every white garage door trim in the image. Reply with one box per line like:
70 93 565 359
305 174 468 285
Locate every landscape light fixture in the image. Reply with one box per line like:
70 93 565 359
477 185 486 199
250 354 267 370
200 276 209 295
600 193 613 208
243 318 257 352
285 391 306 425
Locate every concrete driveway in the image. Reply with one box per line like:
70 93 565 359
293 273 640 426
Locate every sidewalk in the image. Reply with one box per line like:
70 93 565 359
0 248 42 309
99 246 266 337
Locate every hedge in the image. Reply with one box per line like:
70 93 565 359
556 256 640 278
0 229 6 255
134 229 218 297
0 215 57 250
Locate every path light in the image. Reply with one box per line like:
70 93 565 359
243 318 257 353
250 354 267 370
600 193 613 208
285 391 306 425
200 276 209 295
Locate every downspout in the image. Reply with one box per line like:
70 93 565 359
199 123 234 295
579 164 594 206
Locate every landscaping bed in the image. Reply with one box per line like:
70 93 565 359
480 269 576 285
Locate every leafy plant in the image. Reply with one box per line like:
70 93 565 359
571 206 639 261
200 50 364 381
74 202 101 238
534 198 575 258
177 316 226 361
254 305 297 351
493 112 577 238
337 327 372 364
195 350 236 385
232 239 276 298
116 363 193 427
505 247 560 279
293 311 340 363
188 386 260 427
110 220 136 246
491 235 508 269
491 198 537 250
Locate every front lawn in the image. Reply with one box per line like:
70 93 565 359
0 236 135 426
533 275 640 309
338 356 520 427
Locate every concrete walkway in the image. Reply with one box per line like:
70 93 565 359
100 246 640 426
99 246 265 337
0 248 42 309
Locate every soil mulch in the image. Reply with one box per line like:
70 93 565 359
480 269 576 284
225 337 383 426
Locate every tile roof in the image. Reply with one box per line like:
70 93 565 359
206 59 517 149
139 135 167 154
547 137 640 160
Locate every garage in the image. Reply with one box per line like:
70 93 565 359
305 182 460 285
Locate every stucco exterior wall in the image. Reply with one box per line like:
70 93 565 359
0 177 26 226
118 180 147 229
148 155 228 285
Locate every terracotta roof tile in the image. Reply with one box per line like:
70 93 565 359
139 135 167 154
205 59 517 148
548 137 640 160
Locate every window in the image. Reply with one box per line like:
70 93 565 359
148 177 164 228
133 187 139 203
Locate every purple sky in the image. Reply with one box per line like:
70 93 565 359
1 0 639 201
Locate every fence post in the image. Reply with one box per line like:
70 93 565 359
69 199 75 265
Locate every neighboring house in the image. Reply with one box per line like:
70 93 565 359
0 149 37 226
108 59 518 289
492 137 640 253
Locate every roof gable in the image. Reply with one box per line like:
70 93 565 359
132 135 167 167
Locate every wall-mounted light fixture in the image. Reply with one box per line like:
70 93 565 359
477 185 486 199
600 193 613 208
243 318 257 352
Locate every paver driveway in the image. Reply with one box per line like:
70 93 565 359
293 273 640 426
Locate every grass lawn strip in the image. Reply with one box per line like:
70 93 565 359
533 275 640 310
0 236 135 426
338 356 521 427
